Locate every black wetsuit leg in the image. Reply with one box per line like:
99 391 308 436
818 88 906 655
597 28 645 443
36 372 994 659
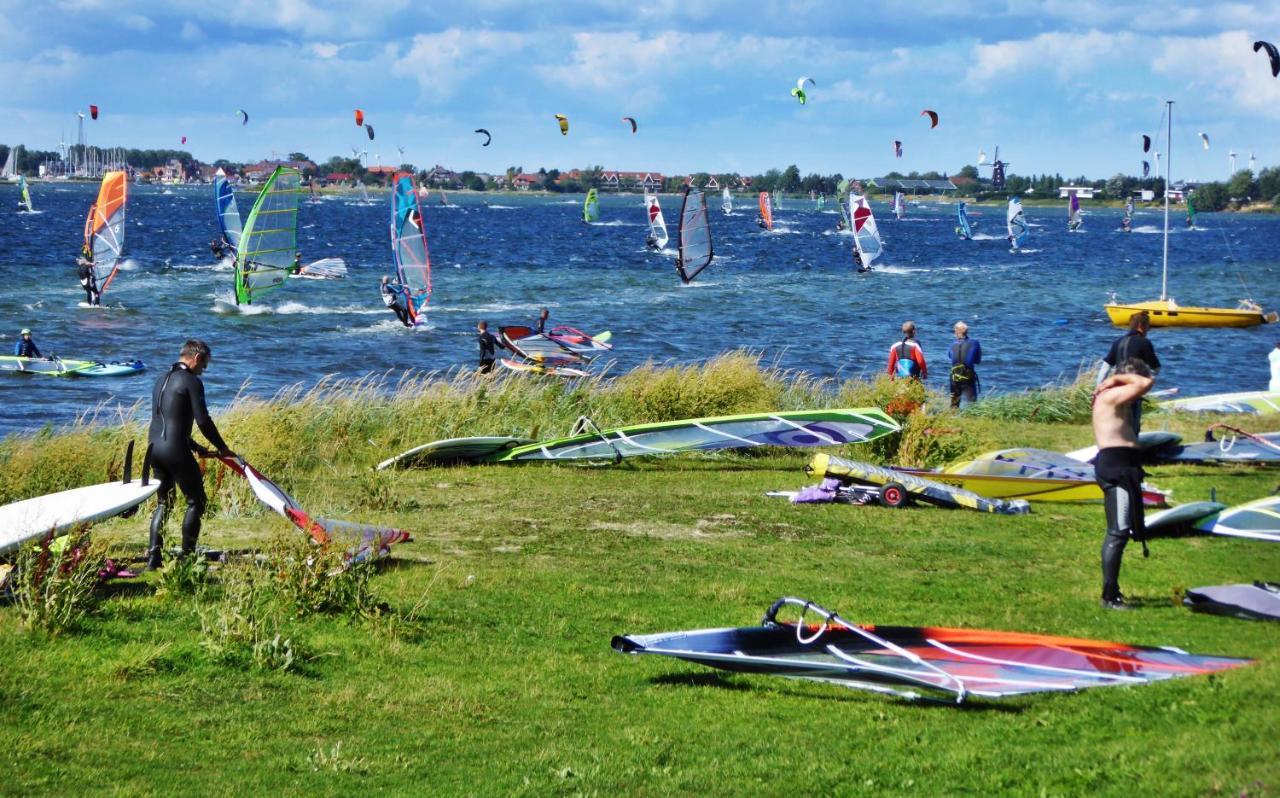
479 358 495 374
148 449 206 564
1095 447 1145 602
394 305 411 326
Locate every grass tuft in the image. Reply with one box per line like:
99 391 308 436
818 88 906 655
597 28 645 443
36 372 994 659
10 528 105 635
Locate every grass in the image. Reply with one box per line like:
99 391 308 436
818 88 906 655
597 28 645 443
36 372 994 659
1 357 1278 795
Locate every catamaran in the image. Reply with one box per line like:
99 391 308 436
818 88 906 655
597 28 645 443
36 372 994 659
17 175 33 212
83 171 128 301
675 188 713 284
1104 100 1277 328
390 172 431 326
1006 197 1028 251
213 173 242 257
956 201 974 240
892 191 905 221
721 187 732 215
583 188 599 223
231 165 301 307
1067 191 1083 232
645 193 669 249
849 193 882 273
757 191 773 230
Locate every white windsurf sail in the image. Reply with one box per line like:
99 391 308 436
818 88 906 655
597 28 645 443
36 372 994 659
214 174 242 251
675 188 713 283
893 191 905 220
1007 197 1029 248
645 193 669 248
722 187 732 214
850 193 883 268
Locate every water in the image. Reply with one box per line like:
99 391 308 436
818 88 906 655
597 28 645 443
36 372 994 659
0 183 1276 436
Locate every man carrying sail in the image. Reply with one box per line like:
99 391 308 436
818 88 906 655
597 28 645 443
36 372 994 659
76 245 100 306
476 321 510 374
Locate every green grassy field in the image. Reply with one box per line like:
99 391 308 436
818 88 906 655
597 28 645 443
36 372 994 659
2 360 1277 796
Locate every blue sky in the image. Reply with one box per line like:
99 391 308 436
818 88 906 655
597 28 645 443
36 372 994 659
2 1 1279 181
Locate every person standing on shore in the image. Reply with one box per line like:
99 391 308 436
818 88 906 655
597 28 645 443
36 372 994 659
535 308 550 334
146 339 235 569
887 321 927 381
1097 312 1160 432
1091 358 1154 610
476 321 508 374
947 322 981 408
1270 341 1280 392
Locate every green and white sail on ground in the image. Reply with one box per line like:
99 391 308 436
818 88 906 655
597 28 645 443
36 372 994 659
235 166 301 305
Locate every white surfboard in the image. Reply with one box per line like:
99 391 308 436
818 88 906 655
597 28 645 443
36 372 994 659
0 479 160 555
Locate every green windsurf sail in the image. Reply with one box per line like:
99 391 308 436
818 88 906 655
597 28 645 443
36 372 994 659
235 165 301 305
583 188 599 223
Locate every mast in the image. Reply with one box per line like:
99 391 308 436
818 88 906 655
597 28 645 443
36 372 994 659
1161 100 1172 301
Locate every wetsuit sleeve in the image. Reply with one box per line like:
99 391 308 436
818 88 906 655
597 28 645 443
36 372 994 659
887 346 898 376
30 343 41 359
188 377 229 452
1102 339 1119 367
914 346 927 379
1143 339 1160 372
971 341 981 367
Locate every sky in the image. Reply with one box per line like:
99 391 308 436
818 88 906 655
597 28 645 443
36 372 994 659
2 0 1279 181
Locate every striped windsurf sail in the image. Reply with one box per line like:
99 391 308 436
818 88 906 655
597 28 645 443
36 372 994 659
893 191 905 220
675 187 713 283
722 187 732 214
583 188 599 223
1007 197 1028 248
391 172 431 323
850 193 882 267
214 175 242 251
1068 192 1082 230
18 175 32 210
956 201 973 239
758 191 773 230
234 166 301 305
645 193 669 248
1124 197 1134 224
83 171 128 294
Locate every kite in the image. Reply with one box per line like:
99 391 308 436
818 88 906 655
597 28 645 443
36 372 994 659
555 114 569 135
1142 134 1151 153
354 109 364 127
921 109 938 128
1254 40 1280 77
474 128 491 146
1199 132 1210 150
237 109 249 125
791 76 815 105
893 140 903 158
89 105 99 120
1142 161 1150 177
365 123 375 141
181 136 187 145
622 116 637 133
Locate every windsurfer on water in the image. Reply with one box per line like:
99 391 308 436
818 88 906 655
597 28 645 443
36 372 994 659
290 252 303 276
76 245 100 306
381 276 412 328
210 235 231 259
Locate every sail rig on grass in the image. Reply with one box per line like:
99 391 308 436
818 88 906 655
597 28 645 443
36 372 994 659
391 172 432 325
234 165 301 306
84 171 128 294
675 187 713 283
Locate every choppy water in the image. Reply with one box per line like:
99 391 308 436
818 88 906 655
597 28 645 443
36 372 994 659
0 182 1276 437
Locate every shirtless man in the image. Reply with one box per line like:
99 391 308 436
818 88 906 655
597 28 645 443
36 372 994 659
1091 358 1154 610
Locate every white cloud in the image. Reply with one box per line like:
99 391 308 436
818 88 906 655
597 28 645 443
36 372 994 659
309 42 342 59
180 21 202 42
968 30 1136 85
391 29 526 100
1152 30 1280 119
122 13 154 31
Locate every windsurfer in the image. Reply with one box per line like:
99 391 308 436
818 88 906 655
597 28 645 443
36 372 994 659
1091 358 1155 610
146 339 235 569
887 321 927 381
645 232 660 250
76 246 100 306
947 322 981 408
210 236 231 259
1121 217 1132 233
476 320 509 374
291 252 303 276
756 215 768 229
13 328 42 359
380 276 412 327
17 198 29 212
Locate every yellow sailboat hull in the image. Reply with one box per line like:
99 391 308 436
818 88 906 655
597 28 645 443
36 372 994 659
1104 299 1276 329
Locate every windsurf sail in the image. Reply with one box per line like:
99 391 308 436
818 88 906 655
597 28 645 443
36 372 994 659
583 188 599 223
837 193 850 229
18 175 32 211
645 193 669 248
1193 495 1280 542
773 191 783 210
214 175 242 252
758 191 773 230
499 326 584 363
1123 197 1134 227
1186 192 1197 227
359 181 371 204
850 193 882 268
612 597 1252 703
721 187 732 214
1068 191 1082 231
1185 582 1280 621
83 171 128 294
816 193 826 211
956 201 974 239
1007 197 1028 248
391 172 431 324
933 448 1168 504
234 165 301 305
811 454 1030 515
675 187 713 283
893 191 905 221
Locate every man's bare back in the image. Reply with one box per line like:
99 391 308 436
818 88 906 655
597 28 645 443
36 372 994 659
1092 373 1155 449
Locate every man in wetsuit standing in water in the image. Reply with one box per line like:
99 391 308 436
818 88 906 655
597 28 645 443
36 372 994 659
1091 358 1154 610
146 339 235 568
76 245 100 306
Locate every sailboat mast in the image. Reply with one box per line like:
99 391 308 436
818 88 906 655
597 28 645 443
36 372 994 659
1161 100 1172 301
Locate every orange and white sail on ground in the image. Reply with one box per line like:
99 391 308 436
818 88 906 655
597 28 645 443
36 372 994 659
83 171 128 293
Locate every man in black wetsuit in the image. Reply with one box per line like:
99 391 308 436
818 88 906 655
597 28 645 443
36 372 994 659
1091 358 1154 610
1097 311 1160 432
535 308 549 334
146 339 234 568
13 328 42 358
476 321 508 374
380 276 412 327
76 246 100 306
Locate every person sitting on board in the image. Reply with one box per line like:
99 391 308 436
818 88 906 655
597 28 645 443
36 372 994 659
76 246 100 306
535 308 550 334
380 276 412 328
13 328 42 359
146 339 235 569
887 321 927 381
476 320 510 374
1091 358 1155 610
835 219 846 232
1096 312 1160 433
290 252 303 276
947 321 982 409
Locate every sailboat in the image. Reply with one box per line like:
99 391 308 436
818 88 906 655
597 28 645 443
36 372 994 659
1104 100 1277 328
1067 191 1083 232
645 193 669 249
956 201 974 240
0 145 17 183
757 191 773 230
231 166 301 306
849 193 882 273
675 188 713 284
213 174 242 257
893 191 905 221
17 175 33 212
82 171 128 301
721 187 732 215
390 172 432 326
583 188 599 223
1006 197 1028 251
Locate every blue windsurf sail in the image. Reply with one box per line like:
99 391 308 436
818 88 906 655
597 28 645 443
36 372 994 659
956 201 973 239
391 172 431 324
214 175 242 252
